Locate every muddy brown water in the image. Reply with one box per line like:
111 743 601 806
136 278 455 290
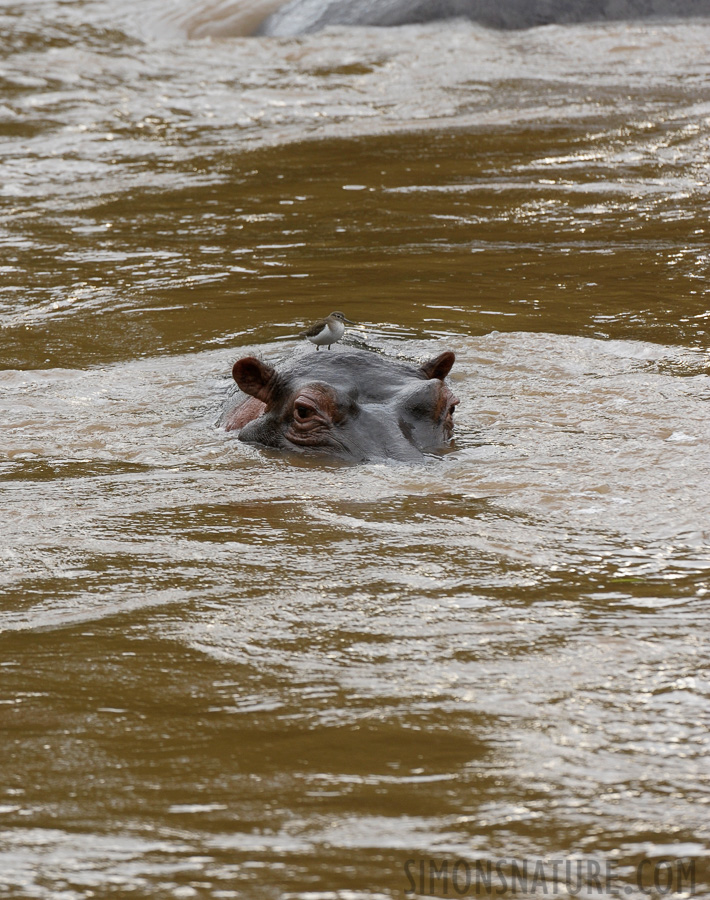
1 2 710 898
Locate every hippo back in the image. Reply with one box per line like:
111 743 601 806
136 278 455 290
255 0 710 36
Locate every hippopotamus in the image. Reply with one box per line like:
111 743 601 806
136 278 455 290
255 0 710 36
224 347 459 462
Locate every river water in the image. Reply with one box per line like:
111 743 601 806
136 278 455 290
1 2 710 898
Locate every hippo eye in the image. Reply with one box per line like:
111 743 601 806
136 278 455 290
293 399 318 422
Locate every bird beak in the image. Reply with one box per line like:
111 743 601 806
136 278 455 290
343 317 356 325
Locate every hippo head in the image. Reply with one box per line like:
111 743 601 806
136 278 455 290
225 348 459 463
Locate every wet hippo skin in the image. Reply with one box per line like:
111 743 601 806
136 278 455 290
255 0 710 36
224 347 459 463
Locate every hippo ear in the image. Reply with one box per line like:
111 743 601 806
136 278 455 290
420 351 455 381
232 357 280 404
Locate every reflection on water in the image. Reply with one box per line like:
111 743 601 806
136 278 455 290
1 1 709 898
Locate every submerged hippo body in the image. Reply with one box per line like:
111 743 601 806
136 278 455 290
255 0 710 35
224 348 459 462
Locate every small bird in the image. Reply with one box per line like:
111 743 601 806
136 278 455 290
299 311 355 350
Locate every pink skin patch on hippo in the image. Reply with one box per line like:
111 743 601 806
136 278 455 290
224 396 266 432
